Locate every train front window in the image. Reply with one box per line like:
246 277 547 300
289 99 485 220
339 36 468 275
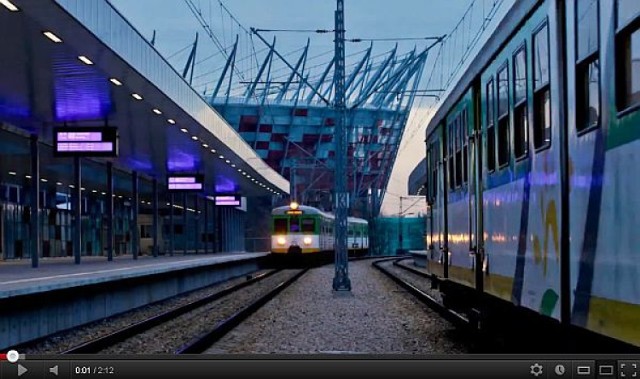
289 218 300 233
274 218 288 234
301 218 315 233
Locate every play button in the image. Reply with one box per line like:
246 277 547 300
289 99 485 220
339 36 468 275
18 364 28 377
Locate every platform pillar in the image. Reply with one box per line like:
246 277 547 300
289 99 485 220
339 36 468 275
106 162 114 261
132 171 139 260
194 195 199 255
152 178 159 258
183 193 188 255
73 157 82 264
29 134 40 268
169 193 174 256
203 197 209 254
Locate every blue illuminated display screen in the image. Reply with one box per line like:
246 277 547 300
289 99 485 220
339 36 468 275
53 126 118 157
167 174 204 191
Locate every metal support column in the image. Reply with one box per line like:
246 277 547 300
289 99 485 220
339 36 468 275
132 171 139 260
152 178 159 258
194 196 199 254
30 135 40 268
213 201 218 254
183 193 188 255
204 197 209 254
73 157 82 264
332 0 351 291
169 193 174 256
106 162 114 261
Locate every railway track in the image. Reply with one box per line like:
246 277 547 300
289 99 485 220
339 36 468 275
372 258 472 332
62 269 307 354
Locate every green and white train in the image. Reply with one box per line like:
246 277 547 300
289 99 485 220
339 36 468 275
422 0 640 349
271 203 368 259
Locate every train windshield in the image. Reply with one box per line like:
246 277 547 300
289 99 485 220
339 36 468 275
301 218 315 233
289 218 300 233
273 218 288 234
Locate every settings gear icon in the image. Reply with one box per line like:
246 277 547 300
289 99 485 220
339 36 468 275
530 363 544 377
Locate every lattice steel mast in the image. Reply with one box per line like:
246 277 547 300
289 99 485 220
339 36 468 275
332 0 351 291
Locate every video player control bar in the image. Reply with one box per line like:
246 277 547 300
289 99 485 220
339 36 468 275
1 359 639 379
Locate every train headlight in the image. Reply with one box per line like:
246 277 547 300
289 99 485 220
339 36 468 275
277 236 286 246
303 237 312 245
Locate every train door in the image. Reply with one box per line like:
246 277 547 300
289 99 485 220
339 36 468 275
470 80 484 292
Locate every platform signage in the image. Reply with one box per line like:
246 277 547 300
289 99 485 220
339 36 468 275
53 127 119 157
215 195 241 206
167 175 204 191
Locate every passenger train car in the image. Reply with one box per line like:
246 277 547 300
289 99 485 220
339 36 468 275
271 203 369 260
422 0 640 349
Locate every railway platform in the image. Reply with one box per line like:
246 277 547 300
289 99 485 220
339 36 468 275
0 252 268 350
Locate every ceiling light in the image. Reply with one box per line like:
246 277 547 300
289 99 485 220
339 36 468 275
191 136 198 141
69 184 75 188
0 0 19 11
152 108 162 115
167 119 175 124
8 171 16 176
225 160 230 164
237 169 242 172
180 128 188 133
43 31 62 43
40 178 48 183
231 164 236 168
101 192 106 196
202 143 209 148
218 155 224 159
81 187 86 191
78 55 93 65
210 149 216 153
92 189 97 193
110 78 123 86
25 175 32 179
56 182 63 186
132 93 143 100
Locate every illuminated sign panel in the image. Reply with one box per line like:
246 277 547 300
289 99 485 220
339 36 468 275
53 127 118 157
286 210 303 215
167 175 204 191
215 195 241 206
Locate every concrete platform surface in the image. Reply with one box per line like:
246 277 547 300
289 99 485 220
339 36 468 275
0 253 268 299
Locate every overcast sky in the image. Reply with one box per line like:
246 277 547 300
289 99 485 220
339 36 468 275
109 0 513 216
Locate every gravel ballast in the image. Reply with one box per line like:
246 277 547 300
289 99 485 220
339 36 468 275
204 259 470 354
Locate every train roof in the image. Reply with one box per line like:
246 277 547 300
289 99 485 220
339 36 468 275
271 205 368 224
425 0 539 138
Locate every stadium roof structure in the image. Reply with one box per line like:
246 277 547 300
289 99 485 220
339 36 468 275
203 33 430 217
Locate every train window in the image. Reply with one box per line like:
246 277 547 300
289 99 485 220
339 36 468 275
273 218 287 234
618 0 640 26
576 0 599 61
486 79 497 172
432 142 439 198
533 22 552 149
448 122 455 190
513 46 529 159
455 116 462 187
616 15 640 110
576 0 600 132
462 110 468 184
301 218 315 233
497 64 510 167
289 218 300 233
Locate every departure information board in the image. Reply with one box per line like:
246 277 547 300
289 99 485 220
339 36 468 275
53 127 118 157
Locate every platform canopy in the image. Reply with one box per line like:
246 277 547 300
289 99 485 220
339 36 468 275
0 0 289 197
